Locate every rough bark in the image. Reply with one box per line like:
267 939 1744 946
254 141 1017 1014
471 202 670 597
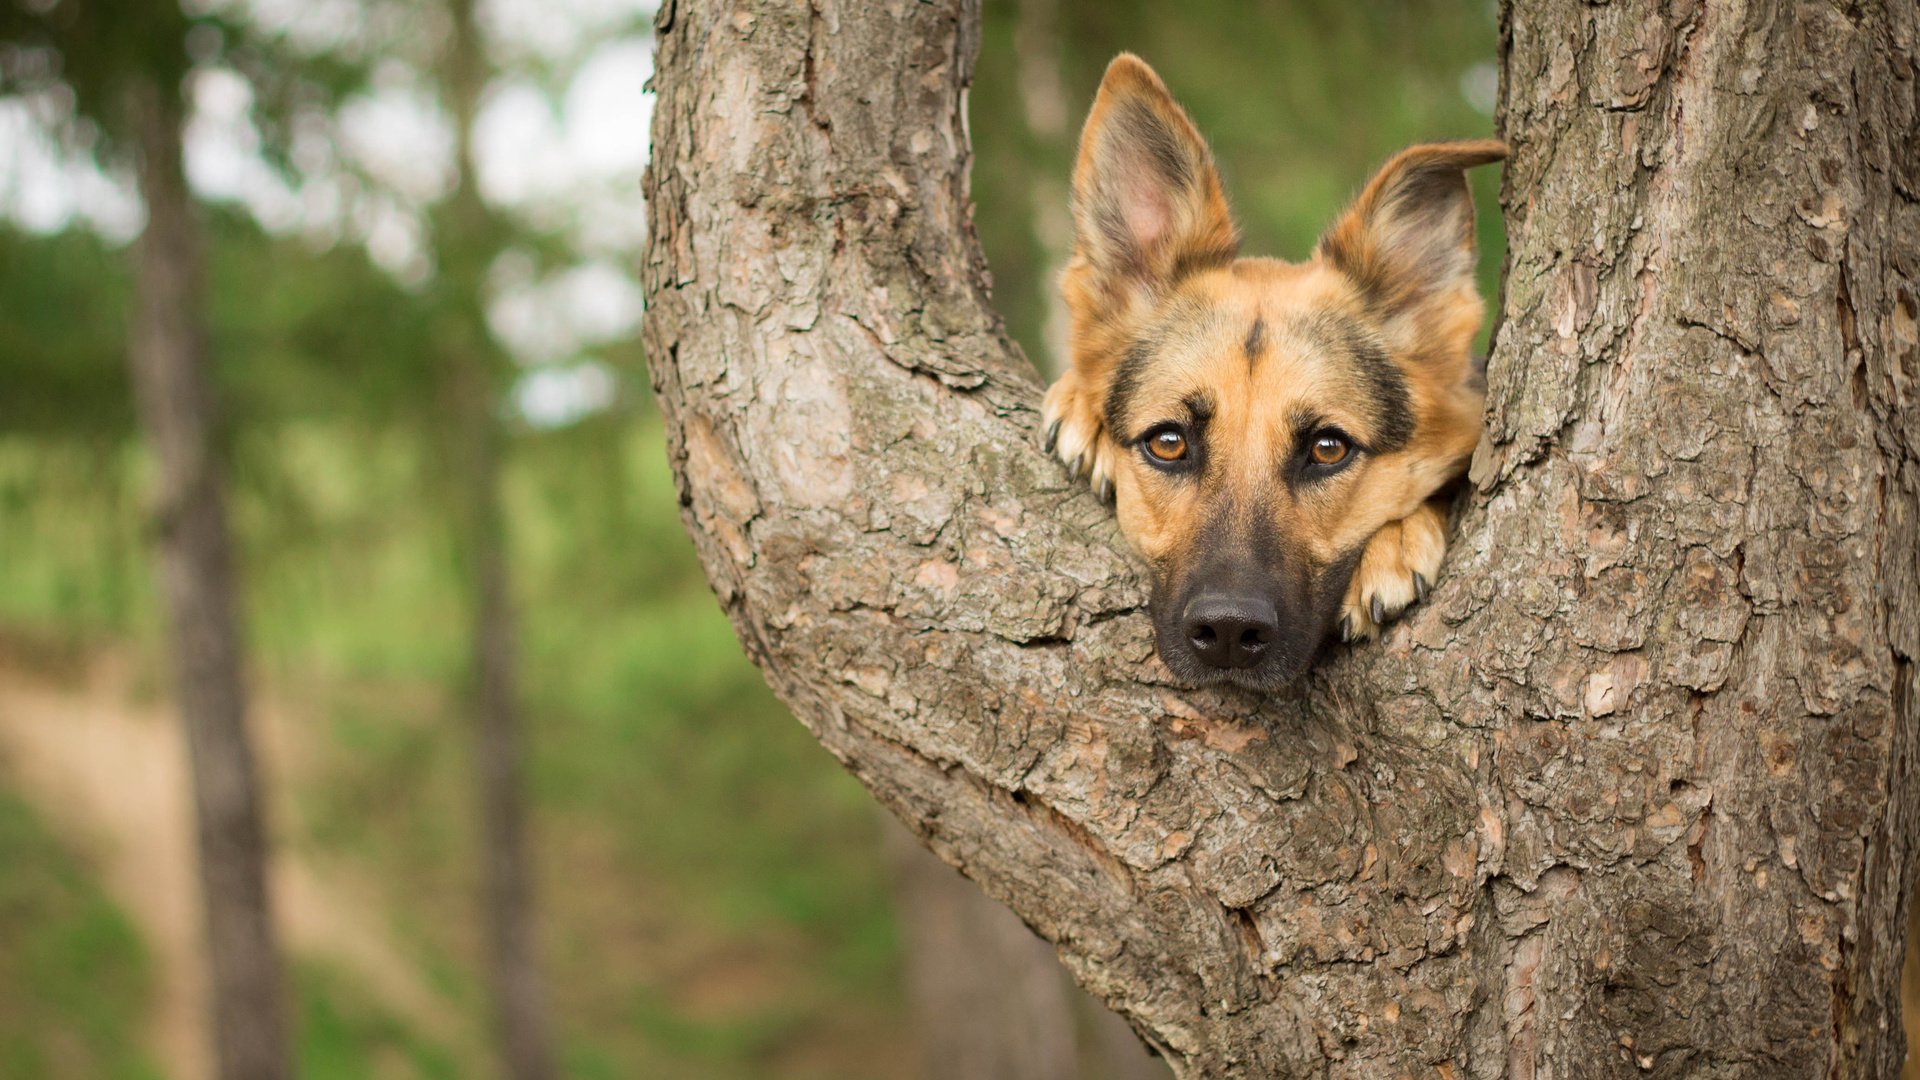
641 1 1920 1076
442 2 555 1076
127 75 291 1080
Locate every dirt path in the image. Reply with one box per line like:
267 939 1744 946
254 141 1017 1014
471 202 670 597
0 648 466 1080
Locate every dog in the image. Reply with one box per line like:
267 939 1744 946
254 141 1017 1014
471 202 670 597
1042 54 1505 690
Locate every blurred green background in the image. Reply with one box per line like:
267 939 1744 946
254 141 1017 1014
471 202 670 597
0 0 1499 1076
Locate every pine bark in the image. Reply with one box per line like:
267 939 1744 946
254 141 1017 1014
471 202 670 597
641 1 1920 1076
127 76 291 1080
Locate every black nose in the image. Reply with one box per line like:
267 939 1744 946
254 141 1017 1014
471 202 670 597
1182 594 1279 670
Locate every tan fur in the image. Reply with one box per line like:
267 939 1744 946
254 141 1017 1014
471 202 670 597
1044 54 1505 668
1045 55 1240 499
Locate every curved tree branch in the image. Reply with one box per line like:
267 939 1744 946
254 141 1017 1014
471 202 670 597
642 1 1920 1075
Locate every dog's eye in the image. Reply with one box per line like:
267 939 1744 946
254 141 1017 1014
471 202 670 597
1146 429 1189 462
1309 433 1350 466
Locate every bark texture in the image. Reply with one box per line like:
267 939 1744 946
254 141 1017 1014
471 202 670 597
128 76 291 1080
641 1 1920 1076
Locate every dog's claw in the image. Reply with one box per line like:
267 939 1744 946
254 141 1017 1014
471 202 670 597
1042 418 1061 454
1342 502 1449 649
1095 476 1114 505
1338 615 1353 643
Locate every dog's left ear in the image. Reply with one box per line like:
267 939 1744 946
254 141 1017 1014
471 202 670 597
1317 141 1507 350
1068 55 1238 306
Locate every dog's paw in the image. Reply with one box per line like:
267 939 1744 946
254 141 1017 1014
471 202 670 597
1041 368 1119 504
1339 501 1449 642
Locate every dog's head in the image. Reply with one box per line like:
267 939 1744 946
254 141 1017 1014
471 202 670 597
1062 55 1502 689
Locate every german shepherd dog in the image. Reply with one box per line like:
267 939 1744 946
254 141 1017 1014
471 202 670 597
1042 55 1505 690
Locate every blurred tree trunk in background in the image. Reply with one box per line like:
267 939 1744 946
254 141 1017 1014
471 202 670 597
644 0 1919 1076
126 74 291 1080
886 821 1174 1078
1011 0 1071 375
440 2 555 1077
881 814 1081 1080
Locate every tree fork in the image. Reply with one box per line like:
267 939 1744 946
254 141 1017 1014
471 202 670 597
642 1 1920 1075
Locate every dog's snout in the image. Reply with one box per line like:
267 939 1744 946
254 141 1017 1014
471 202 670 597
1182 594 1278 670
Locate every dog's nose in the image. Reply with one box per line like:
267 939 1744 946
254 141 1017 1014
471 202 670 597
1182 594 1278 670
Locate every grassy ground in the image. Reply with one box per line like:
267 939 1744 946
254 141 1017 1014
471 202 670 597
0 790 160 1080
0 414 913 1078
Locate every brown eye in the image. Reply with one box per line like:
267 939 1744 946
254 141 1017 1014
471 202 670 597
1310 433 1350 466
1146 429 1188 462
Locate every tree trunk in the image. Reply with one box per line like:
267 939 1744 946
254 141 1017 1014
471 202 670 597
459 358 552 1080
127 76 292 1080
881 813 1081 1080
1011 0 1072 375
641 0 1920 1075
441 2 555 1076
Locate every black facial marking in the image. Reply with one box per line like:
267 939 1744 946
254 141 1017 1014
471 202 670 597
1347 333 1414 451
1275 409 1355 490
1104 339 1155 437
1290 312 1414 453
1104 302 1227 437
1243 318 1266 371
1149 494 1336 689
1181 391 1216 426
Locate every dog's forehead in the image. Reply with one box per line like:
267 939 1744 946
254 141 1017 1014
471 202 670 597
1158 263 1368 365
1109 262 1403 436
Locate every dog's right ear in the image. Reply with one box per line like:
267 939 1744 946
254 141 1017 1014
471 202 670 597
1068 55 1237 307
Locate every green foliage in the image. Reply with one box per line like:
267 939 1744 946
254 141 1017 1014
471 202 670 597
0 0 193 140
0 791 161 1080
0 437 149 633
295 962 462 1080
0 226 134 437
277 416 906 1079
206 207 442 429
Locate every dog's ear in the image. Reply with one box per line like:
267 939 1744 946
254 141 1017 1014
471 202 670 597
1317 141 1507 348
1068 54 1237 303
